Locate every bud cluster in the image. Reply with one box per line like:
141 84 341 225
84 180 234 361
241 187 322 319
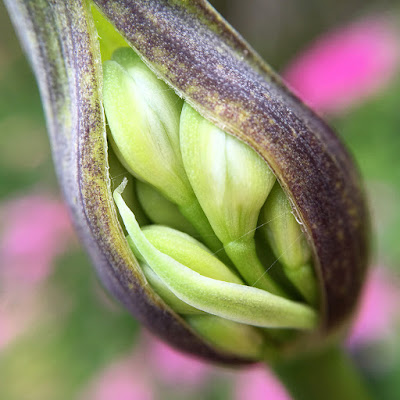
104 47 318 359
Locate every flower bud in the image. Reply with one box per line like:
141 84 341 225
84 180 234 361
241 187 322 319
260 184 318 305
186 315 265 359
103 47 226 257
115 179 317 331
128 224 242 284
103 47 189 205
180 104 285 296
140 260 268 359
180 103 276 244
139 261 202 315
135 181 197 237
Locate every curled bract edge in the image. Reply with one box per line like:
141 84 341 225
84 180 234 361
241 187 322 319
4 0 369 364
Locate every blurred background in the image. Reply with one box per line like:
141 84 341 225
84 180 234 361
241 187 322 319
1 0 400 399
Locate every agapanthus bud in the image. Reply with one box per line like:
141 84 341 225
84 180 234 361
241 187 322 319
260 184 318 305
136 181 197 237
180 104 285 296
180 103 276 244
128 223 242 284
6 0 369 368
114 179 317 330
186 315 265 359
139 262 266 359
103 47 189 205
103 48 226 258
138 261 202 315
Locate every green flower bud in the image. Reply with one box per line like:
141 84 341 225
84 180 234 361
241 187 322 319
180 103 275 244
139 261 202 315
103 47 189 205
103 47 227 259
7 0 369 366
186 315 265 359
115 179 317 330
140 258 266 359
136 180 197 237
138 256 267 359
127 224 242 284
180 103 285 296
133 226 271 359
260 184 318 305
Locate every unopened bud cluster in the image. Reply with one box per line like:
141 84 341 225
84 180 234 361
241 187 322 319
104 47 318 359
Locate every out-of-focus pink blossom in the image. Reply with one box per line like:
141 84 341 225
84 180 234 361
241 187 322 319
0 195 75 349
0 304 22 349
348 268 400 347
147 336 210 387
0 295 43 350
235 365 291 400
283 17 400 114
82 358 154 400
0 195 74 287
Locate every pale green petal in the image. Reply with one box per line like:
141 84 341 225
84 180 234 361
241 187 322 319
129 225 242 284
261 184 310 267
180 103 275 243
140 262 203 315
104 48 225 256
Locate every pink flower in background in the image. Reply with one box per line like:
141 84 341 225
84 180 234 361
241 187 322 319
0 295 42 350
235 366 291 400
147 335 210 387
0 194 75 349
81 335 210 400
283 17 400 114
83 358 154 400
0 303 25 349
348 268 400 347
0 195 74 287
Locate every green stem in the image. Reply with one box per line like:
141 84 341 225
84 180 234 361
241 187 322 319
273 345 373 400
225 237 288 297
